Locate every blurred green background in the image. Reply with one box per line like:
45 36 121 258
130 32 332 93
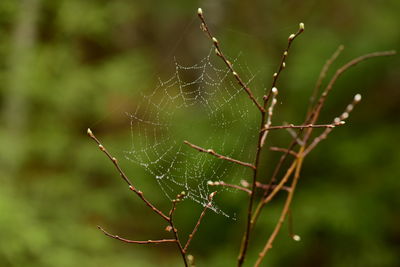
0 0 399 266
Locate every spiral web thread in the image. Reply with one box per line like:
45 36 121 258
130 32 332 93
125 48 260 218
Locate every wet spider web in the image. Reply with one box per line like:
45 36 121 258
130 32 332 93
125 48 261 218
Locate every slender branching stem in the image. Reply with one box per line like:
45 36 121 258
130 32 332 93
303 93 362 156
197 8 265 113
285 126 305 146
209 180 252 195
88 129 191 266
255 149 304 267
262 121 344 131
269 146 298 157
307 44 344 115
184 192 216 252
238 21 305 267
260 87 279 147
208 180 291 195
304 50 396 143
263 23 304 103
251 159 297 225
184 140 256 169
237 111 266 267
88 8 397 267
97 226 177 244
87 128 170 222
255 181 292 193
169 219 188 267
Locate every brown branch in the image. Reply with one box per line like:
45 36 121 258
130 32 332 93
238 23 305 267
260 87 279 147
304 50 396 142
208 180 291 195
184 192 216 252
256 181 291 193
197 8 265 113
285 127 305 146
169 191 185 218
263 22 304 105
303 93 362 156
184 140 256 169
97 226 177 244
87 128 170 222
262 122 344 132
168 196 189 267
308 45 344 114
287 208 301 242
209 180 252 194
255 152 305 267
251 159 298 225
269 147 298 157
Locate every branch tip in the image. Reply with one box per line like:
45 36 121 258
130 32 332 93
299 22 305 31
292 234 301 242
209 191 217 200
87 128 93 137
354 93 362 102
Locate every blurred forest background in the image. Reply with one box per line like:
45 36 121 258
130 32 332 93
0 0 399 266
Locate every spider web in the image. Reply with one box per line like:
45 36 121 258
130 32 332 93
125 48 261 218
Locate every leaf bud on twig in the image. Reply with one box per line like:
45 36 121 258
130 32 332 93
299 22 305 31
354 93 362 102
212 37 218 45
292 234 301 241
87 128 93 137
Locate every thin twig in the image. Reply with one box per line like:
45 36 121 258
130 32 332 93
169 191 186 218
262 121 344 132
97 226 177 244
256 181 291 193
197 8 265 113
303 93 362 156
263 22 305 105
168 194 189 267
260 87 279 147
251 159 297 225
238 23 305 267
269 147 298 157
184 192 216 252
184 140 256 169
169 219 188 266
308 45 344 115
87 128 170 222
287 209 300 242
304 50 396 142
255 151 304 266
209 180 252 194
285 126 305 146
